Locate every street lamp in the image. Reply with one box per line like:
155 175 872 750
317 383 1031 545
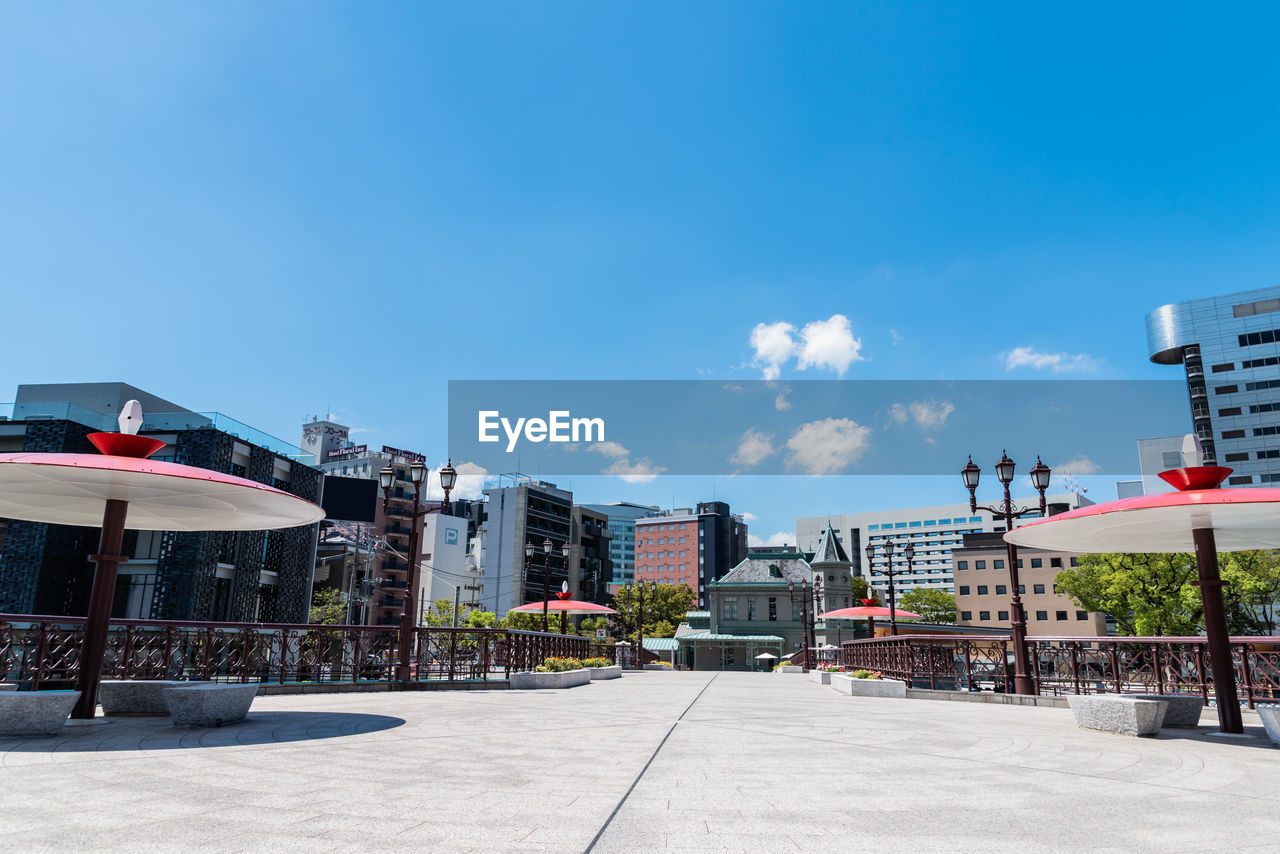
864 539 907 635
625 579 648 669
787 576 822 670
438 459 458 512
379 460 429 682
961 451 1051 695
538 538 572 633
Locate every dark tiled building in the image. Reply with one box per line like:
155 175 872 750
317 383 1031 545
0 383 321 623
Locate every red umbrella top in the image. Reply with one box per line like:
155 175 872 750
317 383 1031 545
508 599 618 615
818 606 923 620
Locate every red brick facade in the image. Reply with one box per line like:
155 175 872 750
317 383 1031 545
633 516 697 595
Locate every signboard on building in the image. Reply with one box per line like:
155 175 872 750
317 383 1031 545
381 444 426 463
327 444 367 459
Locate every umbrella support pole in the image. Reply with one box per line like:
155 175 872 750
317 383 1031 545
72 498 128 720
1192 527 1243 734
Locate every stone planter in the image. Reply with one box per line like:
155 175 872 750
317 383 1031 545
831 675 907 698
642 663 672 672
776 666 804 674
1066 695 1167 737
588 665 622 680
809 670 834 685
0 690 81 736
510 669 591 689
1257 707 1280 746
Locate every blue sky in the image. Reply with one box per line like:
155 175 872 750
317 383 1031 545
4 4 1280 544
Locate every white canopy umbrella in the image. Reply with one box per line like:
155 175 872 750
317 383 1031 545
754 652 778 660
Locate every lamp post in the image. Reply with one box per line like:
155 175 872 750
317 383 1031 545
961 451 1051 696
379 460 428 682
787 577 822 671
625 579 647 668
864 539 904 635
438 459 458 513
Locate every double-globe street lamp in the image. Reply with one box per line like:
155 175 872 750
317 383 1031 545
623 579 648 669
863 539 915 636
961 451 1051 696
378 459 459 681
786 576 823 671
525 537 572 632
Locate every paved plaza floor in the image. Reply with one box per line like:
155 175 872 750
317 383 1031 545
2 671 1277 853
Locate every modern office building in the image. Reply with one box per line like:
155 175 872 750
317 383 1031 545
795 492 1091 607
570 506 613 605
1146 286 1280 484
633 501 748 608
480 480 574 616
1 383 322 622
951 533 1107 636
578 501 661 589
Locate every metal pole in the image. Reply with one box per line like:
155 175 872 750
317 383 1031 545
1002 486 1035 695
1192 526 1243 733
541 551 551 633
73 498 129 719
397 482 422 682
637 582 645 669
453 586 460 628
887 562 898 636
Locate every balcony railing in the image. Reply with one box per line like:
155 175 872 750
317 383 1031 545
0 614 592 686
840 634 1280 707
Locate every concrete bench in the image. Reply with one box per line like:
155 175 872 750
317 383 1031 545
1130 694 1204 728
1258 707 1280 746
0 691 81 736
99 680 212 716
1067 695 1167 737
162 683 259 727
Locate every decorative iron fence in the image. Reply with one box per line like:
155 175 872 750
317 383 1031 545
840 635 1280 707
0 614 592 688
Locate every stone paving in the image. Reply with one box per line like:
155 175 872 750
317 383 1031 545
1 672 1277 853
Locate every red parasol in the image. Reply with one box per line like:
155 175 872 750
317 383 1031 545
1005 465 1271 734
818 606 923 620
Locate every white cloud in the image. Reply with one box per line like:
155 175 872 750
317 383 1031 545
748 531 792 548
749 321 797 380
586 441 629 459
1004 346 1100 373
603 456 666 483
1052 455 1100 475
740 512 758 523
423 461 489 501
890 328 904 345
888 400 955 430
796 314 864 376
774 393 791 411
785 418 872 475
730 429 776 467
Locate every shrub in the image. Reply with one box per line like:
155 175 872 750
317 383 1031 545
581 657 614 669
817 663 843 673
850 669 883 680
534 657 584 673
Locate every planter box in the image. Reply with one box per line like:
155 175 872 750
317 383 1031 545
0 690 81 736
809 671 834 685
1067 695 1167 737
1255 707 1280 746
831 675 907 698
510 669 591 689
776 666 804 674
588 665 622 680
642 664 672 672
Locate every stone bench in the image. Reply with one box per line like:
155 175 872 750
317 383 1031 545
162 683 259 727
1130 694 1204 728
510 669 591 689
99 680 212 716
1258 707 1280 746
1067 695 1167 737
0 691 81 736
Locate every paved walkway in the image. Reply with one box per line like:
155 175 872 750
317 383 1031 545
1 672 1277 853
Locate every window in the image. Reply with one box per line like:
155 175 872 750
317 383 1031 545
1055 611 1068 620
1035 610 1048 621
1030 558 1043 568
960 611 973 621
1070 557 1079 567
1243 356 1280 369
1033 584 1045 594
1219 408 1243 417
1230 475 1255 485
1247 379 1280 392
993 559 1004 569
1233 298 1280 318
1238 328 1280 347
1076 611 1088 620
768 598 777 621
975 560 986 570
959 586 970 595
1259 449 1280 459
1211 362 1235 372
1215 385 1239 395
977 585 988 595
1018 585 1025 594
792 601 803 621
956 561 968 570
998 610 1009 621
1226 452 1249 462
1050 558 1062 568
1224 429 1246 439
995 585 1007 595
979 611 990 621
747 598 755 620
1161 451 1183 468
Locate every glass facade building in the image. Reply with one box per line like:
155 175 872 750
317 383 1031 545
1146 286 1280 485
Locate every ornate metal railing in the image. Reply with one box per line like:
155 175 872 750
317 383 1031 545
0 614 591 688
840 634 1280 707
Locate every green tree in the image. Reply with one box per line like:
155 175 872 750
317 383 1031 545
609 581 696 640
1055 553 1201 636
1220 550 1280 634
464 609 498 629
423 597 465 627
897 588 956 624
849 575 870 602
309 587 347 625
